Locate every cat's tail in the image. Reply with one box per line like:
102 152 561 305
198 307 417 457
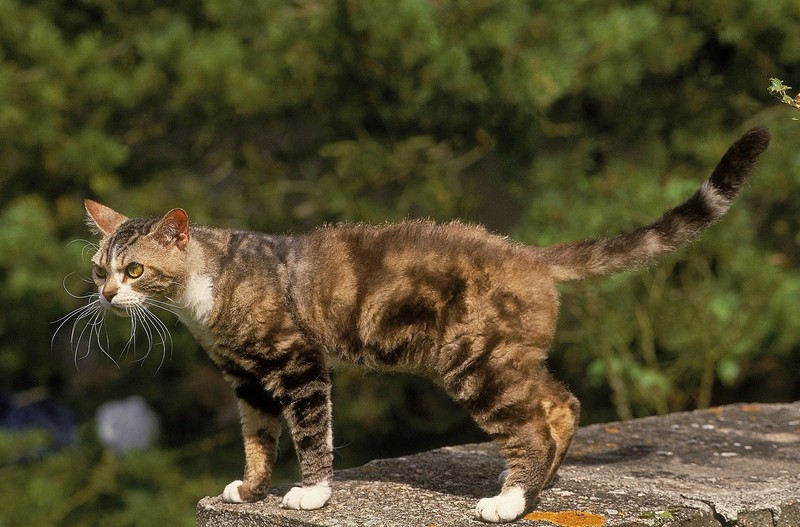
536 126 771 283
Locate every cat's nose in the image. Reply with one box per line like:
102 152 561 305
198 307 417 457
102 287 117 302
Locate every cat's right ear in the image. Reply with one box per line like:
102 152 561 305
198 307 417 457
152 208 190 251
84 200 128 236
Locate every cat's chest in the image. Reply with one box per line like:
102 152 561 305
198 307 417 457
176 273 217 349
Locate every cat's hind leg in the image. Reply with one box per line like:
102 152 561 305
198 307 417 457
474 413 555 523
474 379 579 522
441 337 576 523
540 376 580 486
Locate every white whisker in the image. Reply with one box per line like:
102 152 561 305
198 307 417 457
51 301 102 367
121 307 138 362
51 300 98 345
93 310 118 367
66 238 99 262
133 306 154 364
55 271 181 372
162 290 189 310
145 298 183 319
140 307 174 372
61 273 96 299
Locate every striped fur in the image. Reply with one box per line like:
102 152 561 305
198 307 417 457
537 127 771 281
80 127 769 523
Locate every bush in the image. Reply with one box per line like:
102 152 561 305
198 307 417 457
1 1 799 524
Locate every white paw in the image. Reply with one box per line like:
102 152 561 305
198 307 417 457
475 486 526 523
222 480 243 503
281 482 331 510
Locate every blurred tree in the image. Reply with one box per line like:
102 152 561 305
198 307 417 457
1 0 799 523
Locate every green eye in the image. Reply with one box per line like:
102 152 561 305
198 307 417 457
93 265 107 279
125 262 144 279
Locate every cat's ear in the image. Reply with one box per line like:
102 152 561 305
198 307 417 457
152 208 190 251
84 200 128 236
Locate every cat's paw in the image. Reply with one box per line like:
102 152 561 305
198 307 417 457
281 482 331 510
475 487 526 523
222 480 243 503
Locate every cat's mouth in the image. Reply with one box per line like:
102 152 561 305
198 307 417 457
98 295 137 317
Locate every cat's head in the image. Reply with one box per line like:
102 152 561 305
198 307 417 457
84 200 191 314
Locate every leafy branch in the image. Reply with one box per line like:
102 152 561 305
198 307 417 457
768 78 800 115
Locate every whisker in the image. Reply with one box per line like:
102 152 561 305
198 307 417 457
121 307 138 363
66 238 99 262
133 306 155 365
74 308 102 368
93 309 118 367
73 323 90 368
51 292 124 371
51 296 98 326
160 291 189 310
140 307 174 373
54 287 179 372
60 273 96 299
71 305 101 352
72 307 104 357
51 301 95 351
122 301 178 374
144 298 183 319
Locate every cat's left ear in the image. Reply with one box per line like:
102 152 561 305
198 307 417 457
85 200 128 236
152 208 190 251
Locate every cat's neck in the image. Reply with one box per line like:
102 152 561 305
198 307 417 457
171 226 294 343
176 235 216 325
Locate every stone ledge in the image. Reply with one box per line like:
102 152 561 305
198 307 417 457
197 402 800 526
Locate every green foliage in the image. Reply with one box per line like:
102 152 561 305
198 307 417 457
1 0 800 524
0 429 53 465
768 77 800 114
0 428 229 527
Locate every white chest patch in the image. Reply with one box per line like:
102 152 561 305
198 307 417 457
180 274 215 323
177 274 217 350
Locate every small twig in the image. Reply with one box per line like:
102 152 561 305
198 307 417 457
768 78 800 118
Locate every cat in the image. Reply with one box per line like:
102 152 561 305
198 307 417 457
71 127 769 523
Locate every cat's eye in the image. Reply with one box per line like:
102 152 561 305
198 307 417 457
93 265 106 279
125 262 144 279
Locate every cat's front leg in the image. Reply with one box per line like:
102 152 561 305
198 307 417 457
279 367 334 511
222 385 283 503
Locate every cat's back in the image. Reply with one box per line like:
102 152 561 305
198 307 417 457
291 220 558 291
300 219 533 268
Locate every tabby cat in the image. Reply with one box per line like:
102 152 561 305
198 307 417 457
73 127 769 523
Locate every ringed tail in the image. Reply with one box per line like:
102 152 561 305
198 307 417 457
537 127 771 282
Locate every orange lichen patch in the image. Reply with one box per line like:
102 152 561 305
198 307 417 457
604 426 621 434
524 510 607 526
742 404 762 413
709 406 723 417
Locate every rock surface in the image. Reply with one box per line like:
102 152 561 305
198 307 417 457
197 402 800 526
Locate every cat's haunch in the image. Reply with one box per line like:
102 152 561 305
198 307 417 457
71 127 769 523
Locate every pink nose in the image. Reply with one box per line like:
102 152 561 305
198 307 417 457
102 287 117 302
